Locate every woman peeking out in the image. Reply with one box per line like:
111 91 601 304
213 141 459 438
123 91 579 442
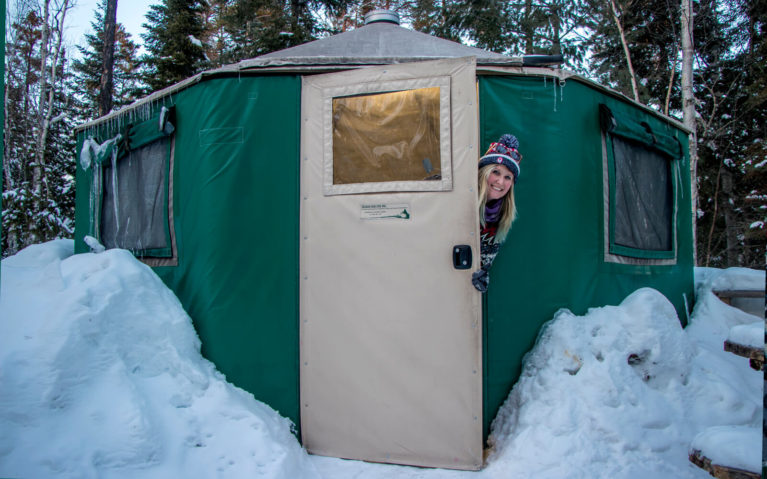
472 134 522 292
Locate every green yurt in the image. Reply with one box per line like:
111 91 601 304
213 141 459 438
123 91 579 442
74 10 694 471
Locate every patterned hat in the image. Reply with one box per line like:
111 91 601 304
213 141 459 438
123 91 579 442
478 134 522 183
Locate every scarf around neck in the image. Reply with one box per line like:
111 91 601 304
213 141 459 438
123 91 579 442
485 199 502 224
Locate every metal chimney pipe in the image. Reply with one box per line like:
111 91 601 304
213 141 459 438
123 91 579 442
364 10 400 25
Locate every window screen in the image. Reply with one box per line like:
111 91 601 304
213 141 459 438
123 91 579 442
101 137 170 254
600 104 681 261
612 137 673 251
332 88 441 185
90 107 176 260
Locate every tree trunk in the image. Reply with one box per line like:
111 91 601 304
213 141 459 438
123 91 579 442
608 0 639 102
32 0 51 223
720 169 741 266
33 0 70 241
290 0 302 37
99 0 118 116
664 42 678 115
551 2 561 55
3 79 19 253
524 0 534 54
704 165 722 266
3 82 14 190
681 0 697 263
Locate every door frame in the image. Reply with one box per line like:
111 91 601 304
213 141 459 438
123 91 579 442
299 57 483 470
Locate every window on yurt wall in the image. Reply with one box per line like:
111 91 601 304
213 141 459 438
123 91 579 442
322 78 452 195
96 107 177 265
332 88 442 184
599 104 682 264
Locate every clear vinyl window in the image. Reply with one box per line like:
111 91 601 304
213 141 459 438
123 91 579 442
322 77 452 195
86 107 177 264
101 137 172 256
332 87 442 185
599 103 681 264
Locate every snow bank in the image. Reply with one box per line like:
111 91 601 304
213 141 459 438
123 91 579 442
485 289 699 478
695 266 765 293
0 240 318 479
687 267 764 352
0 242 762 479
690 425 761 473
727 322 765 349
483 285 761 479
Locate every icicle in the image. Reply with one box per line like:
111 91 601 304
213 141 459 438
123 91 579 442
125 216 133 251
552 77 557 112
91 161 102 239
89 164 96 230
559 78 566 103
674 160 684 200
111 147 120 238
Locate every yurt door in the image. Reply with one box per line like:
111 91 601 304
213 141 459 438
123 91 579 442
299 57 482 470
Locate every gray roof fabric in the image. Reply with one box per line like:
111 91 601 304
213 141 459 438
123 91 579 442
236 22 522 69
78 22 589 131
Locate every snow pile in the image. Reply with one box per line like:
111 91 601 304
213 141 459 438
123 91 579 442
687 267 764 351
485 290 696 478
728 322 764 349
690 425 761 472
0 242 762 478
695 266 765 293
0 240 319 479
482 282 762 479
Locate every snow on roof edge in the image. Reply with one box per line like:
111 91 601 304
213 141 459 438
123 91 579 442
76 62 688 137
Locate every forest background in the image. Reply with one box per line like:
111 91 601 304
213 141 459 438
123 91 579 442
2 0 765 268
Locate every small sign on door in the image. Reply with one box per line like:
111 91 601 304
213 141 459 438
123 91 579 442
360 203 411 220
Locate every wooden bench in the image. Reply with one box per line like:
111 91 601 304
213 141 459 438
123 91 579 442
723 339 764 371
712 289 765 319
688 316 764 478
712 289 765 305
689 449 761 479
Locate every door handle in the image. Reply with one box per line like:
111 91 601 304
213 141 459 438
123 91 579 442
452 245 472 270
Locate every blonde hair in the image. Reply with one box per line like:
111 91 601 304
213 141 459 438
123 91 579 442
478 164 517 244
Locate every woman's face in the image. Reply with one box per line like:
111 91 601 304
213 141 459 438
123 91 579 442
486 164 514 201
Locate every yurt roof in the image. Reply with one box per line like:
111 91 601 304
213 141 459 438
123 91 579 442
235 17 520 69
77 10 685 132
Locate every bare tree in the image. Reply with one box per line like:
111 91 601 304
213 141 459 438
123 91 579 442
32 0 71 223
680 0 697 262
607 0 639 101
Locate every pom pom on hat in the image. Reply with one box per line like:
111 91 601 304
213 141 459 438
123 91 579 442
498 134 519 152
478 133 522 182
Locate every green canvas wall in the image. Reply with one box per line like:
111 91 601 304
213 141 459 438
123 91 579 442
478 74 695 439
74 70 695 447
75 75 303 431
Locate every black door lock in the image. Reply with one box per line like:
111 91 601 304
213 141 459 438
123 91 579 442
452 245 472 270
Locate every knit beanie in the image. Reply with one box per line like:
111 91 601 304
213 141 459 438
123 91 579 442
478 134 522 183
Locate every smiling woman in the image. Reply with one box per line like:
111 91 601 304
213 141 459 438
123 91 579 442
473 134 522 292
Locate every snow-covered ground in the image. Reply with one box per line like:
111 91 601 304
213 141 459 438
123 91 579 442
0 240 763 478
